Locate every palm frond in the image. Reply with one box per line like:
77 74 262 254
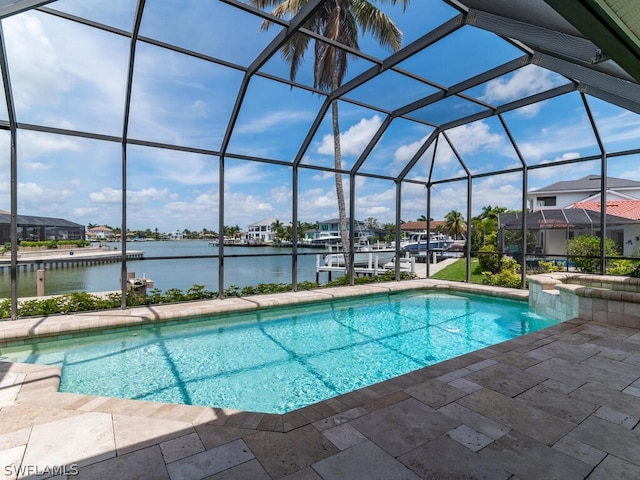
284 33 312 82
250 0 409 87
352 0 403 51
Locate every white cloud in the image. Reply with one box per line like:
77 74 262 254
26 162 51 171
89 187 169 204
317 115 383 157
235 110 312 134
19 131 84 160
481 65 564 116
596 110 640 146
223 162 271 185
128 188 170 203
469 176 524 213
393 135 429 163
270 186 292 204
4 12 128 130
393 121 507 178
131 192 218 231
72 207 100 218
312 171 334 182
17 182 74 212
528 159 594 184
89 187 121 204
517 120 596 162
191 100 208 118
298 187 338 220
447 122 504 156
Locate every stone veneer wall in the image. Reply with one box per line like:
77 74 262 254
528 272 640 327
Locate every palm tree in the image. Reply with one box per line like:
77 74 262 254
250 0 409 272
445 210 466 240
271 218 284 243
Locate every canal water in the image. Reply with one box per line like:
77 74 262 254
0 241 328 298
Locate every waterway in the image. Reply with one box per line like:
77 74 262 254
0 241 328 298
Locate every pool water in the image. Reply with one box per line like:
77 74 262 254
0 291 559 413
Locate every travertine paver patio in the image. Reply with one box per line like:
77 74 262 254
1 280 640 479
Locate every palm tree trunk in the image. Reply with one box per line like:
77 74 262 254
332 77 350 273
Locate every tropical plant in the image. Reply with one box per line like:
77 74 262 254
250 0 409 272
223 225 241 240
606 258 640 276
566 234 619 273
537 260 565 273
445 210 466 240
478 244 501 274
470 205 507 251
482 256 522 289
282 224 294 241
271 218 284 243
479 205 507 222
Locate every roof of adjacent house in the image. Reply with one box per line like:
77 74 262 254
87 226 114 232
499 208 634 229
400 221 449 232
248 218 277 227
0 213 84 228
318 218 367 227
574 200 640 220
530 175 640 194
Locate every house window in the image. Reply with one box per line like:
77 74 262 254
536 196 556 207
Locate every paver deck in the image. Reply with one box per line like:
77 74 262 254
1 280 640 479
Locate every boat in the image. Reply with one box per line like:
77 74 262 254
400 232 456 255
323 241 396 267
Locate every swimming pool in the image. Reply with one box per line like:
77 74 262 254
0 290 558 413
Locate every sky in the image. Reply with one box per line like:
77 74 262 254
1 0 640 233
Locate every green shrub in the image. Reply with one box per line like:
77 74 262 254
58 240 90 247
478 244 501 274
537 260 564 273
223 285 241 297
162 288 189 302
16 240 90 249
606 259 640 276
482 257 522 289
566 235 619 273
0 298 11 317
185 284 216 300
17 297 65 317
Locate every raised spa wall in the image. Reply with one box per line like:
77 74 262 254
528 272 640 327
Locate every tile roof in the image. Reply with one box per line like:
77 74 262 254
400 220 449 232
573 200 640 220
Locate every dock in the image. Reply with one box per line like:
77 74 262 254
0 247 144 273
315 253 417 282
